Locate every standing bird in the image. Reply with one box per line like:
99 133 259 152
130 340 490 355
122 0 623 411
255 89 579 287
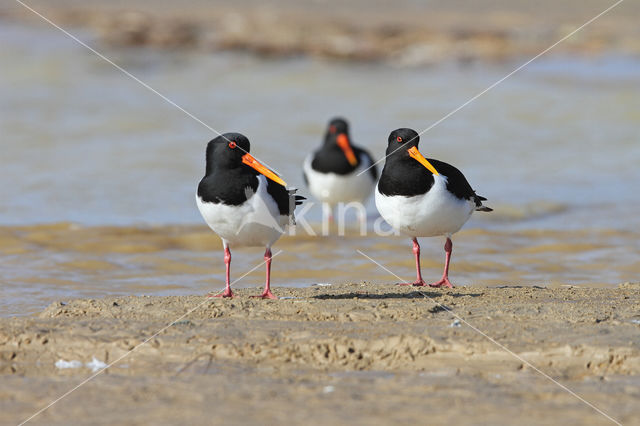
196 133 304 299
303 118 378 222
375 128 492 288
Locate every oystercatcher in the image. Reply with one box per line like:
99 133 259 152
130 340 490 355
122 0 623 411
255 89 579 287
196 133 304 299
375 128 492 288
303 118 377 221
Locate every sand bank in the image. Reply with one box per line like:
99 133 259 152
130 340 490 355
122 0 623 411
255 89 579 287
3 0 640 64
2 282 639 424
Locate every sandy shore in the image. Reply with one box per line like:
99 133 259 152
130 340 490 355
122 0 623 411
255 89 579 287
2 282 639 424
2 0 640 64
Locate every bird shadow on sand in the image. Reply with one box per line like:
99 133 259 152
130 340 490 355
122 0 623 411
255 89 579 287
313 291 483 300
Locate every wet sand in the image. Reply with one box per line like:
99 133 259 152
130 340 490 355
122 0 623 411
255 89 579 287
3 0 640 64
2 282 639 424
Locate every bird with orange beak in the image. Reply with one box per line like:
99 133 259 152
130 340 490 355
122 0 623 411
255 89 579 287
196 133 304 298
375 128 492 288
303 118 378 222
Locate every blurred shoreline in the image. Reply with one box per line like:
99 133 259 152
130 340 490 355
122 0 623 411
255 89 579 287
2 0 640 65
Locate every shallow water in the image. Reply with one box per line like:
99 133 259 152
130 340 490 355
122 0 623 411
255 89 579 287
1 22 640 316
2 223 640 317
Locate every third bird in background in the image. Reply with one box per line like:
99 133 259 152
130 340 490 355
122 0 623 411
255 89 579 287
303 118 378 223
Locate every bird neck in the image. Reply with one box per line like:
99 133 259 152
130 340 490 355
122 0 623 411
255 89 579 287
378 157 435 196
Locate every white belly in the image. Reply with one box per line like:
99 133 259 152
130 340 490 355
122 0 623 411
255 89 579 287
375 174 475 238
303 153 376 205
196 175 288 248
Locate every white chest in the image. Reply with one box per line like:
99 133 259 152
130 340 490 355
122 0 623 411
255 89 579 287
375 174 475 237
303 153 376 204
196 175 288 248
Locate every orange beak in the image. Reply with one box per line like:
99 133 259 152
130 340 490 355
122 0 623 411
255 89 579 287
336 133 358 167
407 146 439 176
242 153 287 186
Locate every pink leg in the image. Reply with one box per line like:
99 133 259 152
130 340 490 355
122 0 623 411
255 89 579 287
398 238 427 286
210 245 234 298
251 248 277 299
322 203 334 222
429 238 454 288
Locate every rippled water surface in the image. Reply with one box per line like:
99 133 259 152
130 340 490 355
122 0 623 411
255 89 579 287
1 22 639 316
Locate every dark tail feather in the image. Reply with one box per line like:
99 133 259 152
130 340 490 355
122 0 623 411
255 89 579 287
474 194 492 212
288 188 306 206
287 188 306 225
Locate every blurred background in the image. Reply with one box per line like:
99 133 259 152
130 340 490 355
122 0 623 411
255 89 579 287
1 0 639 315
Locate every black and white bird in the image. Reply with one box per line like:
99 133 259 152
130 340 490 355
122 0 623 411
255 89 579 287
303 118 378 221
196 133 304 299
375 128 492 288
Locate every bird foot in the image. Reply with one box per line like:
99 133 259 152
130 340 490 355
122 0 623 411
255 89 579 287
429 278 454 288
250 290 277 299
209 290 234 298
397 280 427 287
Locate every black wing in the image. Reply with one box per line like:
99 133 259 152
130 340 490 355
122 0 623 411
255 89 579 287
265 179 305 216
354 147 378 181
430 159 490 210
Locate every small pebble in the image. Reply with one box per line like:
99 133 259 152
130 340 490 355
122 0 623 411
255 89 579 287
322 385 335 394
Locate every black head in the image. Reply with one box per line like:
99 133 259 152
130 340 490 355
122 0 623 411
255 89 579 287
317 117 358 167
324 117 350 144
384 128 439 176
203 132 287 186
204 132 250 174
386 128 420 158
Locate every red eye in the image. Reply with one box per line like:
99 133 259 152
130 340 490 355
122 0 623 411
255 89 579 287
228 141 236 149
397 136 403 143
329 125 336 133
